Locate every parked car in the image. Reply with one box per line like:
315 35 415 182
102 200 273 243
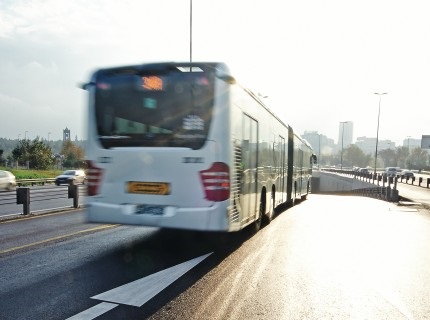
383 167 398 178
400 170 414 178
55 169 86 186
0 170 17 191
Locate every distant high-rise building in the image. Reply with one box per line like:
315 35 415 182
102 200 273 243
356 136 396 155
301 131 336 165
403 137 421 150
337 121 353 151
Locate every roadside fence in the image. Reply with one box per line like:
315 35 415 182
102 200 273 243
319 168 430 202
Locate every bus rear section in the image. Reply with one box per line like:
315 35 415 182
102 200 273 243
85 62 233 231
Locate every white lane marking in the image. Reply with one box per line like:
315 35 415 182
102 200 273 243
91 252 212 307
66 302 118 320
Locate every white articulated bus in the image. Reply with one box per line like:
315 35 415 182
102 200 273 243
83 62 315 232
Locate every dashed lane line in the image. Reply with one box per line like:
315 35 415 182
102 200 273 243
0 224 118 255
0 208 82 224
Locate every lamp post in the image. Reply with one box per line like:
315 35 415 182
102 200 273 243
374 92 387 175
189 0 192 64
318 133 321 168
340 121 347 170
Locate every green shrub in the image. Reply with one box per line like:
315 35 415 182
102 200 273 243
0 167 62 179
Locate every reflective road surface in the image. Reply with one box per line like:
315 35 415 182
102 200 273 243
1 194 430 319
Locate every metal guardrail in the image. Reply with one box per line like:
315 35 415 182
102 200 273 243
352 186 399 202
16 178 56 186
323 168 430 189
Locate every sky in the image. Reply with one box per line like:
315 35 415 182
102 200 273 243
0 0 429 147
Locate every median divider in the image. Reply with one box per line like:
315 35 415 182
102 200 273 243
68 185 79 209
316 169 402 202
14 184 83 216
16 187 30 215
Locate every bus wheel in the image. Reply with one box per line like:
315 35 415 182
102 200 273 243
270 188 276 220
264 189 275 224
301 182 310 200
253 201 264 233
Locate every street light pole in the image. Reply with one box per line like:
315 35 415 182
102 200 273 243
318 133 321 168
189 0 192 64
340 121 347 170
374 92 387 175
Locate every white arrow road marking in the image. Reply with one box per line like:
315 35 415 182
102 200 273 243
91 252 212 307
66 252 212 319
66 302 118 320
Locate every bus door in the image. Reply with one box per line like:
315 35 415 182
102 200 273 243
278 135 286 202
286 127 294 204
298 148 304 194
241 114 258 224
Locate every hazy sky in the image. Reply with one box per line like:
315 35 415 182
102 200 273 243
1 0 429 147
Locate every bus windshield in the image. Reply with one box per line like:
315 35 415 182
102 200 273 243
94 65 216 149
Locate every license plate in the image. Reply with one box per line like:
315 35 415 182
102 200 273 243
127 181 170 195
135 205 164 215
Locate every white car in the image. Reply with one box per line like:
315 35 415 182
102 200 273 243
0 170 17 191
55 169 86 186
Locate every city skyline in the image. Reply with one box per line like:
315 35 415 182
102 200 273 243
2 125 425 150
303 124 425 159
1 0 429 145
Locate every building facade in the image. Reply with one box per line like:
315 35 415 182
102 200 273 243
337 121 353 152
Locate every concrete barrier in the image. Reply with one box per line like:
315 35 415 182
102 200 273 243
312 170 398 202
312 170 375 193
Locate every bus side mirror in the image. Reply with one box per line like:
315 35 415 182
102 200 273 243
217 74 236 84
79 82 95 90
311 154 317 164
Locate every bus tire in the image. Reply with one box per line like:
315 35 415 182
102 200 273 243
268 187 275 221
254 200 264 232
301 182 310 200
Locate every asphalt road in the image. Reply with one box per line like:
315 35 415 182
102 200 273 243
1 194 430 319
397 182 430 207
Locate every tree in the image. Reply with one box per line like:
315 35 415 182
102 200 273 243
338 145 371 168
378 148 397 167
12 139 31 167
12 138 54 169
406 147 428 170
396 146 410 168
29 139 55 169
61 140 85 168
